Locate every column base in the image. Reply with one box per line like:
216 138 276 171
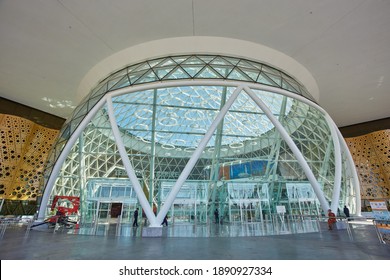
142 226 166 237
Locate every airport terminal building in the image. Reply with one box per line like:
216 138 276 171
37 54 360 236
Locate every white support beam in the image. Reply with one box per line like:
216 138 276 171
37 95 108 221
324 113 342 213
155 86 243 225
40 78 360 223
106 97 158 226
331 118 362 215
244 86 330 213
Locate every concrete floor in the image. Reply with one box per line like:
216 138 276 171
0 222 389 260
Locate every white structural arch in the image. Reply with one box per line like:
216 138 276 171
38 54 360 233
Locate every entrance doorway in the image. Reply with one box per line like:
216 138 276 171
95 202 122 224
110 203 122 218
93 201 136 225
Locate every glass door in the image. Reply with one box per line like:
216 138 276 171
96 202 111 224
92 201 111 235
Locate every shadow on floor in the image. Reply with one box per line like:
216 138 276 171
0 222 389 260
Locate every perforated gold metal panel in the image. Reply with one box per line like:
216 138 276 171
345 129 390 199
0 114 59 200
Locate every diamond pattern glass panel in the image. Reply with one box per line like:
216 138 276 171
41 54 357 234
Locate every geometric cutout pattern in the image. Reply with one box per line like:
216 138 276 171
0 114 59 200
345 129 390 199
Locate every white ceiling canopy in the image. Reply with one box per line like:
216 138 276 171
0 0 389 127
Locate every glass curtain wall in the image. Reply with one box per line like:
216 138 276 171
39 55 357 234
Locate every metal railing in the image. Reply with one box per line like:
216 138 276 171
0 216 34 239
2 213 386 244
373 219 390 244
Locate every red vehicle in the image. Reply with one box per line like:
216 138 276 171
50 195 80 215
47 195 80 227
31 196 80 229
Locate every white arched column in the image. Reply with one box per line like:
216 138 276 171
324 113 342 213
106 97 158 226
37 95 109 221
244 86 330 213
328 116 362 215
155 86 243 225
40 79 359 223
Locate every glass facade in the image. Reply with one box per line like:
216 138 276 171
38 55 359 236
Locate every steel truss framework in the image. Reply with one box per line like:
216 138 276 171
38 55 360 229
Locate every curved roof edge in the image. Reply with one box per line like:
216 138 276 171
77 36 320 102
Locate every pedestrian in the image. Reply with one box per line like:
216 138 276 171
161 214 168 226
327 209 336 230
343 205 350 218
133 208 139 227
214 208 219 224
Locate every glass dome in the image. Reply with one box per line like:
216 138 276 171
38 54 360 236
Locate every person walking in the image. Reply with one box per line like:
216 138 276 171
343 205 350 220
327 209 336 230
133 208 139 227
214 208 219 224
161 214 168 227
